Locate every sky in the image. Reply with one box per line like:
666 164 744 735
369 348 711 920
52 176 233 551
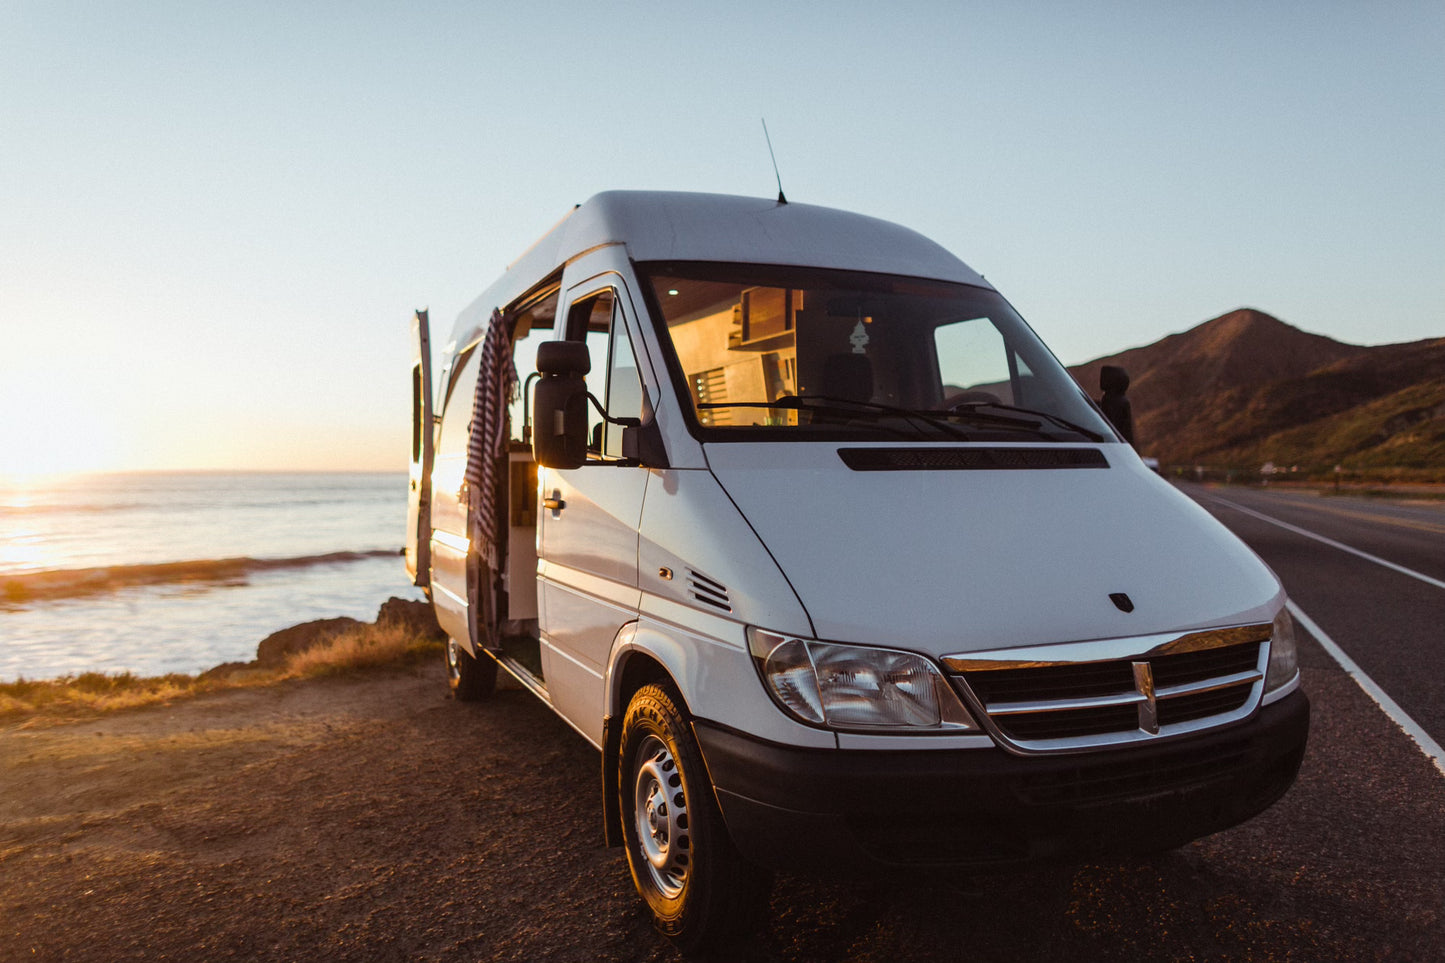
1 1 1441 475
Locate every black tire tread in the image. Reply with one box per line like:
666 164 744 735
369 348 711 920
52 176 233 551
447 639 497 701
620 682 771 955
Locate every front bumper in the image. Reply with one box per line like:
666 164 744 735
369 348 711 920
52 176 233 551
696 687 1308 874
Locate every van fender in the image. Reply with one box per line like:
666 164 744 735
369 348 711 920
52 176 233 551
598 616 837 846
600 619 707 847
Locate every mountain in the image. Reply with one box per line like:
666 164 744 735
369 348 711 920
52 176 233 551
1067 309 1445 473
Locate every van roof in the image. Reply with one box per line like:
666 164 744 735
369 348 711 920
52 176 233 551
445 190 990 352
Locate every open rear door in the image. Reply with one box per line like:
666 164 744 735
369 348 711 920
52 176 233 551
406 309 434 587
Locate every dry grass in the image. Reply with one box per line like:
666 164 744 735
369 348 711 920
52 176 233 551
279 621 437 679
0 672 197 718
0 622 443 722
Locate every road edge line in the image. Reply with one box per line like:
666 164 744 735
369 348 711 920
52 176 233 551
1206 493 1445 592
1289 601 1445 778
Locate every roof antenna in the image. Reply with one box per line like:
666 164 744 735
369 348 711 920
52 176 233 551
761 118 787 204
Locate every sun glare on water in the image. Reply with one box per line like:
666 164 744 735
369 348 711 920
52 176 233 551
0 476 65 577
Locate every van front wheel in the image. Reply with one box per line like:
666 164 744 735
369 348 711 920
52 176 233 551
619 684 770 953
445 638 496 701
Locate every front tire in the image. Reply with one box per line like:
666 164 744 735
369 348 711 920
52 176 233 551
445 637 496 701
619 683 770 954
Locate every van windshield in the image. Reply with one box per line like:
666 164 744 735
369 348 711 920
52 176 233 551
640 262 1115 444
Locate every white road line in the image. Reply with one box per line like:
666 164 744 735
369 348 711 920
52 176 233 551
1207 493 1445 592
1289 602 1445 779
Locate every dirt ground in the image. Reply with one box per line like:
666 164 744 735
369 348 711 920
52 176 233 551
2 659 1442 962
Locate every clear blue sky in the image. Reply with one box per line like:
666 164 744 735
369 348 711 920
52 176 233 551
2 1 1441 473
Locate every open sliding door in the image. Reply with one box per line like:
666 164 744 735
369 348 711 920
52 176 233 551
406 309 434 587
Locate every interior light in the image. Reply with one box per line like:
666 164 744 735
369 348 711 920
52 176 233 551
668 289 679 296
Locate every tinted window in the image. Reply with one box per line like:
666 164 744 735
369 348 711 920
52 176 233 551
642 263 1112 444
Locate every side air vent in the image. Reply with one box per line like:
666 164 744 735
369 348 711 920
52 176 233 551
838 447 1109 471
687 570 732 613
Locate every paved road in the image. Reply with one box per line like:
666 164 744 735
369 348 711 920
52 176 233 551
1181 482 1445 753
6 484 1443 962
7 655 1444 963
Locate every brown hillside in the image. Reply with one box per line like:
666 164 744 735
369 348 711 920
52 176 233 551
1213 378 1445 472
1068 309 1371 463
1207 341 1445 469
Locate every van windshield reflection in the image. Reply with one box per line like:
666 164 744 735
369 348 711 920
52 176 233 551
641 263 1114 443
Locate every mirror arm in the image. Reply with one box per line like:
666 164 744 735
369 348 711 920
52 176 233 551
583 391 640 429
579 392 668 468
521 372 542 444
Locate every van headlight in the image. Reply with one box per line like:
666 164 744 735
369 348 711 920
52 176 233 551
1264 605 1300 692
747 628 979 731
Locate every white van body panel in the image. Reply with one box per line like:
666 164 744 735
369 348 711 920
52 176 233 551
442 191 992 364
702 441 1281 654
537 458 645 745
635 467 814 639
428 434 471 647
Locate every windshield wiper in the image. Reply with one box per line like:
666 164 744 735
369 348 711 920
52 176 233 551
947 401 1106 442
698 396 1100 443
699 396 973 439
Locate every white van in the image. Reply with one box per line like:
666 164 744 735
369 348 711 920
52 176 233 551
406 191 1309 952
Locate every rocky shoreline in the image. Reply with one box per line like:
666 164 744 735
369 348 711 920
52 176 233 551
198 596 446 682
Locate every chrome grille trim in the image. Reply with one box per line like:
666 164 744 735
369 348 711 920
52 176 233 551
1157 668 1263 699
988 690 1146 716
942 623 1272 673
945 624 1271 755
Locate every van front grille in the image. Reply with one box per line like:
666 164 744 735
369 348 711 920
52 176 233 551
947 627 1270 754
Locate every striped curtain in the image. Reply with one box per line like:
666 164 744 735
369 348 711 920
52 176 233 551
464 309 518 569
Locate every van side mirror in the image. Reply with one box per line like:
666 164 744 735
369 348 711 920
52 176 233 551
532 341 591 469
1098 365 1135 444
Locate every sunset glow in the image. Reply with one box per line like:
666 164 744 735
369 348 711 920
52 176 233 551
0 5 1439 476
0 379 120 477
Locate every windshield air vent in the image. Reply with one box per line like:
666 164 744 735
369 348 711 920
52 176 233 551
687 570 731 613
837 447 1109 472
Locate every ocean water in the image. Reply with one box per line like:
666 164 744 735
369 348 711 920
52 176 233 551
0 472 424 681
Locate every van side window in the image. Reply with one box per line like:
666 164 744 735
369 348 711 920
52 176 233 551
933 317 1016 408
564 288 643 460
438 347 480 454
508 292 559 444
411 364 425 461
605 315 643 458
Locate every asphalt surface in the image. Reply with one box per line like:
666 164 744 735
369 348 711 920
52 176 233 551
1183 482 1445 752
7 652 1444 963
4 483 1442 962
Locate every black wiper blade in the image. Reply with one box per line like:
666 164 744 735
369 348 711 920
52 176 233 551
949 401 1106 442
791 395 978 439
698 396 973 439
920 406 1043 430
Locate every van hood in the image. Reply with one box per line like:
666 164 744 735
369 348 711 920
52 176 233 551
703 444 1280 657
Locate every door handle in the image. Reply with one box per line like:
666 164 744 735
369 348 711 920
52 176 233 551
544 490 566 515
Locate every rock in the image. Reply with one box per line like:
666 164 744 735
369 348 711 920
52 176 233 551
376 597 445 641
197 661 254 681
255 617 364 667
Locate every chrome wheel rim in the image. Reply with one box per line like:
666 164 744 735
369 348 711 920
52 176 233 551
632 734 690 899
